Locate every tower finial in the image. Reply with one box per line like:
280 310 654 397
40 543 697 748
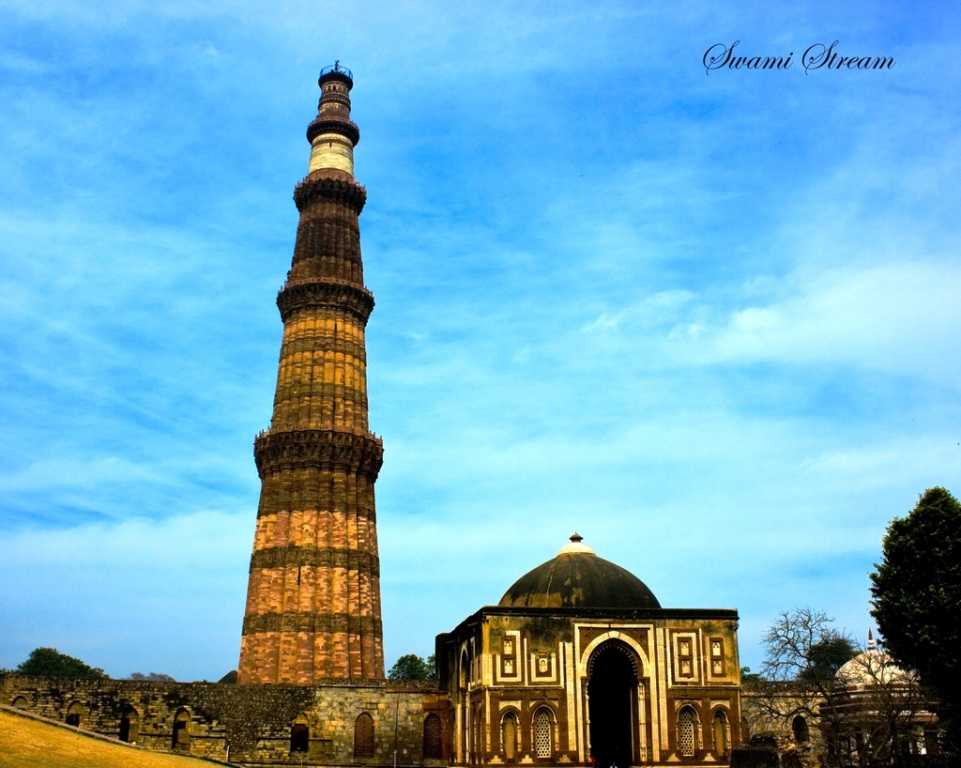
867 628 877 650
570 531 583 543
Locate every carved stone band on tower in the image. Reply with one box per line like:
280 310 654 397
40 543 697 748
238 64 385 684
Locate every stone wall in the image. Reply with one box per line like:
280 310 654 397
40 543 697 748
0 674 449 767
740 690 823 768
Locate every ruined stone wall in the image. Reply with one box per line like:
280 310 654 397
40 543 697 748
0 674 449 767
740 690 824 768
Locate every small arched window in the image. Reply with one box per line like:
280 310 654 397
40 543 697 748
423 713 442 759
532 708 553 759
11 697 28 710
291 715 309 753
713 709 729 756
792 715 809 744
172 708 191 750
501 711 518 761
354 712 375 758
678 706 697 757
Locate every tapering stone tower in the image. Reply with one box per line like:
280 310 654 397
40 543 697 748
238 64 385 683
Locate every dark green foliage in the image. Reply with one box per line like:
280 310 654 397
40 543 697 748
129 672 176 682
387 653 436 682
16 647 105 679
218 670 238 684
740 666 763 685
798 635 858 682
871 486 961 751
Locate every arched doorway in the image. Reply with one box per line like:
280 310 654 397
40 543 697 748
792 715 809 745
172 708 191 751
119 706 140 743
354 712 375 758
423 713 443 760
65 702 84 728
291 714 309 754
588 641 639 768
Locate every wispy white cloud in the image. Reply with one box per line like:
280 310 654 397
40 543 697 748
0 0 959 677
683 260 961 380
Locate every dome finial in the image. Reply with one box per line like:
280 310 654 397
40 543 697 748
867 628 877 650
558 532 594 555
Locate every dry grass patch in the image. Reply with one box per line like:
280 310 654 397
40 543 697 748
0 710 227 768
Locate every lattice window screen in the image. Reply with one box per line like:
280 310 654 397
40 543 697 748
533 710 552 758
678 708 696 757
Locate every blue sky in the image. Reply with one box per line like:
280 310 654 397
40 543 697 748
1 1 959 680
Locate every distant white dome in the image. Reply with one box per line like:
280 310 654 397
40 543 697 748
835 649 914 688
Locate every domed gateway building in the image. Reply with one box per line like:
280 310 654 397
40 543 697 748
437 534 743 767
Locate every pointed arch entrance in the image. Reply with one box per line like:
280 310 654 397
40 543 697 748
587 640 640 768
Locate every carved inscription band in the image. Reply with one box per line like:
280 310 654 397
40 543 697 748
254 428 384 480
256 495 376 522
294 173 365 212
250 545 379 575
242 611 382 636
277 279 375 324
281 335 367 361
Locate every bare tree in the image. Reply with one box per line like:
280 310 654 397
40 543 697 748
751 608 855 766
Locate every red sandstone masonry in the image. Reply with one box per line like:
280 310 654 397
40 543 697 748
238 69 384 684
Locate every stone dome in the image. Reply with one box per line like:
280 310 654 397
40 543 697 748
498 533 661 610
835 644 914 689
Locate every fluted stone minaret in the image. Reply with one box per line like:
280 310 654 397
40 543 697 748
238 64 385 683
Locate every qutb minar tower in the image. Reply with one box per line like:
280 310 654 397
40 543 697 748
239 64 385 683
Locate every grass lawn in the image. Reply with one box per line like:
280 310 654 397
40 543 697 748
0 710 229 768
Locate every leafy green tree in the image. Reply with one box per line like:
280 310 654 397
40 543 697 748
740 666 763 685
798 635 858 683
16 648 105 679
871 486 961 754
387 653 436 682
